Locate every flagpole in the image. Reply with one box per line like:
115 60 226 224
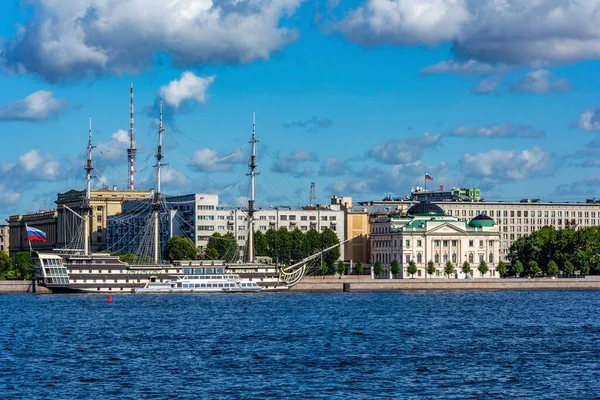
26 224 32 252
424 173 427 192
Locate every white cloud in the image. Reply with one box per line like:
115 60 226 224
511 69 571 94
0 184 21 206
421 60 508 76
460 147 551 181
271 149 319 175
190 148 245 172
575 108 600 131
471 77 500 94
340 0 600 67
160 72 216 109
0 90 68 121
2 0 302 81
369 132 442 164
161 167 192 192
320 157 347 176
0 150 63 189
95 129 130 160
450 124 545 139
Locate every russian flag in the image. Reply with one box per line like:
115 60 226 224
425 173 433 181
26 225 47 242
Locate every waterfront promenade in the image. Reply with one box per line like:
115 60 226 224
0 280 50 294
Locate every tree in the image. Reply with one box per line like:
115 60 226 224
563 260 574 276
391 259 400 277
427 260 436 278
497 261 506 277
462 261 471 276
478 260 489 278
580 262 591 276
253 230 269 256
0 253 13 279
321 261 329 276
304 228 321 257
444 261 454 279
320 228 341 267
373 261 383 276
290 228 305 262
12 252 33 280
206 232 238 262
529 260 541 277
547 260 559 277
355 261 364 276
277 227 292 264
336 260 346 277
407 260 417 278
163 236 198 262
204 247 220 260
513 260 524 277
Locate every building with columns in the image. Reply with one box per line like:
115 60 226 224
8 210 58 255
370 202 501 279
0 223 9 255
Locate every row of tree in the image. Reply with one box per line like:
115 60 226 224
375 259 502 279
0 252 34 280
507 226 599 276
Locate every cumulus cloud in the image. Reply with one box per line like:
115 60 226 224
510 69 571 94
95 129 130 160
450 124 545 139
271 149 319 175
0 90 68 122
422 60 508 76
0 150 64 191
0 184 21 206
471 77 500 94
161 167 193 193
190 148 246 172
340 0 600 67
575 108 600 131
1 0 301 81
283 116 333 131
160 72 216 109
369 132 442 164
460 147 551 182
553 175 600 198
319 157 347 176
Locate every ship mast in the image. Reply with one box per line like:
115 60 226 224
153 99 165 265
84 116 94 256
247 111 259 263
127 83 137 190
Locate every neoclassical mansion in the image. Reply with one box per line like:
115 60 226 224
370 202 501 279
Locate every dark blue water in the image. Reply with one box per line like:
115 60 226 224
1 291 600 399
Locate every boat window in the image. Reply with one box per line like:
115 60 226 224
201 284 206 288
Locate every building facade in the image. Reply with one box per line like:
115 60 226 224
8 210 58 255
0 224 9 255
370 202 501 278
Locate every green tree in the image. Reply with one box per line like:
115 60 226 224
12 252 34 279
563 260 575 276
265 229 280 261
204 247 220 260
0 252 13 279
373 261 383 276
390 259 401 277
206 232 238 262
277 227 291 264
163 236 198 262
580 262 591 276
290 228 305 262
497 261 506 277
320 228 341 267
462 261 471 276
321 261 329 276
336 260 346 277
407 260 417 278
547 260 559 277
478 260 489 278
304 228 321 257
444 261 454 279
427 260 436 278
355 261 364 276
513 260 524 277
253 230 269 256
529 260 541 277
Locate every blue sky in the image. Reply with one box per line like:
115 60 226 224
2 0 600 221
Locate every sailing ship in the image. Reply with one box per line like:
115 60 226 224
32 104 346 293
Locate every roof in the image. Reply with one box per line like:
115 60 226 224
406 202 445 216
469 214 495 227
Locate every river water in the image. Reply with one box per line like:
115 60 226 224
1 290 599 399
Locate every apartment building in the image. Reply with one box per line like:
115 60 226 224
0 224 9 255
8 210 58 255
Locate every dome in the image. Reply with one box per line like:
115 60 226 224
406 202 445 216
469 214 495 228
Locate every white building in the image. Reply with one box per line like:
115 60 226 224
370 202 500 279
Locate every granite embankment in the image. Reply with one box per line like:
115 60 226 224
291 275 600 291
0 280 51 294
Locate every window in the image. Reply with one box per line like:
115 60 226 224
434 240 440 247
289 215 296 221
452 253 456 263
330 216 336 221
434 253 439 263
405 254 410 263
309 216 316 221
97 215 102 223
417 240 422 247
301 216 307 221
468 253 473 263
443 253 448 263
417 253 422 263
443 240 448 247
479 240 483 247
451 240 457 247
469 240 474 247
488 253 493 263
405 240 410 246
280 215 287 221
479 254 484 262
321 216 328 221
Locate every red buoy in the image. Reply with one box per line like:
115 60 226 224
106 295 113 303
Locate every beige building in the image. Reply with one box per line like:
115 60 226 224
360 199 600 261
370 202 501 278
0 223 9 255
56 189 151 252
8 210 58 255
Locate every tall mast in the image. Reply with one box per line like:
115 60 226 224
153 99 165 265
84 116 94 256
247 111 259 263
127 83 137 190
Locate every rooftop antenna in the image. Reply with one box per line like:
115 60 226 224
247 111 259 263
84 116 95 256
152 99 165 265
310 182 316 207
127 83 137 191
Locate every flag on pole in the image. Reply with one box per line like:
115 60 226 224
26 225 47 242
425 173 433 181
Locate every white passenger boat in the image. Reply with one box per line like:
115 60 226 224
134 274 261 293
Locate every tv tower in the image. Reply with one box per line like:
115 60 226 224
127 83 136 190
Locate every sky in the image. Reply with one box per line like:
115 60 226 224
1 0 600 221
